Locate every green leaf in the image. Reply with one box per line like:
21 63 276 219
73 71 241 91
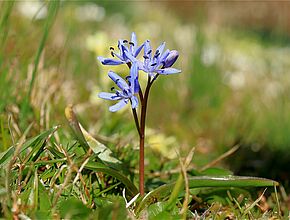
84 161 138 198
38 178 52 213
58 198 91 219
135 175 278 214
0 126 58 168
164 174 183 211
96 196 127 220
0 145 14 167
199 167 233 176
147 202 180 220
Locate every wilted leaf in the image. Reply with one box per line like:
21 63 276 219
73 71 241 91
80 124 121 165
65 105 121 166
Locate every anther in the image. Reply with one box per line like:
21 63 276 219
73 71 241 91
143 55 149 59
111 51 115 57
129 42 135 46
147 49 152 54
111 87 115 91
110 47 114 50
154 51 160 58
125 76 131 80
123 40 128 43
151 63 157 66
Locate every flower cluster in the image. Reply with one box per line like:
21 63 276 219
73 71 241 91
98 32 180 112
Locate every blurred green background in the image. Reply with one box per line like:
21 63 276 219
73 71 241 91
1 1 290 187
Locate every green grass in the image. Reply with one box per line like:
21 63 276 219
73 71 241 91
1 1 290 219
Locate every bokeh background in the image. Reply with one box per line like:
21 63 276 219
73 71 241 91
1 1 290 189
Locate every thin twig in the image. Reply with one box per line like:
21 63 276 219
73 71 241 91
200 144 240 172
179 158 190 218
52 147 73 207
243 188 267 216
180 147 195 217
274 185 281 218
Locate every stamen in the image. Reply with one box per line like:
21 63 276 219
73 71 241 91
129 42 135 46
154 50 160 58
109 47 114 50
123 40 128 43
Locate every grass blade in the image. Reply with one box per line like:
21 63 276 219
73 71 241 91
84 161 138 198
135 175 279 214
27 0 59 99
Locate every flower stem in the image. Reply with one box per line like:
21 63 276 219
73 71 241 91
132 108 141 137
138 76 153 196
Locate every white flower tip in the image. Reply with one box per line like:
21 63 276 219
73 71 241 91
97 56 104 61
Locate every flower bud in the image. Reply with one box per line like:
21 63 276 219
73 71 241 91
163 50 179 68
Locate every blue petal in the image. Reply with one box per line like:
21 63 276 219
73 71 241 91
98 92 121 100
144 40 152 59
131 32 137 48
163 50 179 68
121 44 130 59
108 71 130 91
156 68 181 75
129 62 139 94
136 61 145 69
159 49 170 62
134 43 145 57
130 96 138 109
109 99 128 112
155 42 166 57
124 49 138 61
118 40 126 58
97 57 124 65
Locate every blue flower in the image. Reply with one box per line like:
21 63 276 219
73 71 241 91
98 63 139 112
97 32 144 66
131 40 181 77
